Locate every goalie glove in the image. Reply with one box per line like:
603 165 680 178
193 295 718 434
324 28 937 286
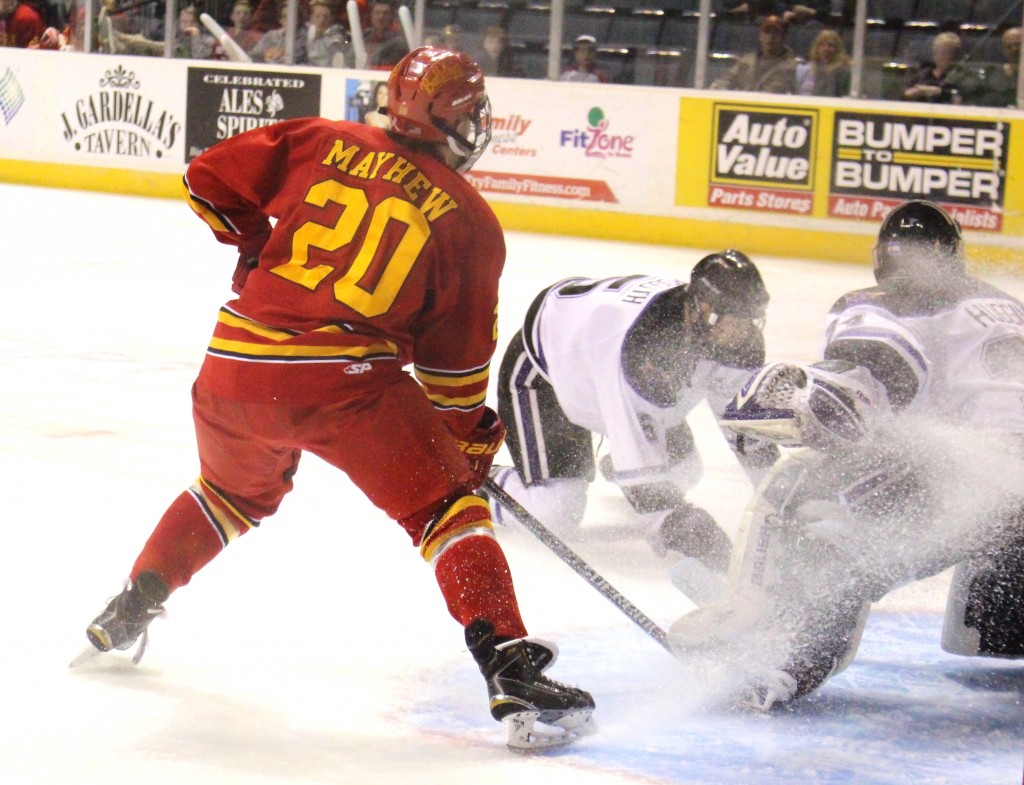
456 407 506 490
722 361 890 452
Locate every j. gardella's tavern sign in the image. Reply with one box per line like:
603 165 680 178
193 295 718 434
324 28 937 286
59 65 181 159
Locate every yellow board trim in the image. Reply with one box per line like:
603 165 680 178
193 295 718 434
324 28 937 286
0 159 183 198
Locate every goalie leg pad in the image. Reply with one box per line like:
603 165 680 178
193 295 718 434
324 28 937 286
942 526 1024 658
668 556 728 607
668 449 877 707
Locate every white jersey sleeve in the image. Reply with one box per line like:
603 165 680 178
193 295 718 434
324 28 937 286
823 282 1024 432
528 275 690 475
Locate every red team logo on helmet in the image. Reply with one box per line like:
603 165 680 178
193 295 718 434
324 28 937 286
387 46 492 172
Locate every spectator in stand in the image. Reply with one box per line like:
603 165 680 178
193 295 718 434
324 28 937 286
561 34 610 83
475 24 524 78
251 0 307 63
23 0 58 28
95 0 160 55
216 0 263 59
27 23 64 48
364 0 407 68
975 26 1021 108
362 80 391 129
902 31 981 105
0 0 47 47
174 2 215 59
440 22 462 53
303 0 349 67
251 0 289 33
711 14 798 93
99 0 213 58
796 28 851 96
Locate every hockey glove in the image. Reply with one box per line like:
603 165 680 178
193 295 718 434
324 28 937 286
230 231 271 294
456 407 506 490
722 361 890 452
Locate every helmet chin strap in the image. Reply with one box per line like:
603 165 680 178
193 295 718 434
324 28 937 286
446 134 470 154
446 132 490 173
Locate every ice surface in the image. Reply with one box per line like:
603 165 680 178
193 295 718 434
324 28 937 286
1 184 1021 784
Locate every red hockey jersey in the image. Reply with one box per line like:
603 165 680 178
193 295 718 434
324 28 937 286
184 118 504 438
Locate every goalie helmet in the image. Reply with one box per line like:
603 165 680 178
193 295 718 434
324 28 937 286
387 46 492 173
688 250 770 322
873 200 965 284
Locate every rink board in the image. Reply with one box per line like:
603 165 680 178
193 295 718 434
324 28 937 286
1 47 1023 266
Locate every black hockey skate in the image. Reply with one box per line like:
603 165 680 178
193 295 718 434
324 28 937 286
466 618 596 752
85 572 169 660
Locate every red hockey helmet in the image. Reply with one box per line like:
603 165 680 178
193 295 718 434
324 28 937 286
387 46 491 172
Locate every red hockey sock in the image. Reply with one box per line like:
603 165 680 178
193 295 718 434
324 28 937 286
434 535 528 639
130 489 230 592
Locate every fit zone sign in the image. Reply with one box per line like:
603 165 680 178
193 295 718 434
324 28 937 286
829 111 1008 231
708 105 817 215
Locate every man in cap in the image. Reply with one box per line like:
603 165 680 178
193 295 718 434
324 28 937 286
711 14 798 93
561 33 610 83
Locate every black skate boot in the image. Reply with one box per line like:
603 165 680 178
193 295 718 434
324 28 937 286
86 572 170 657
466 618 596 752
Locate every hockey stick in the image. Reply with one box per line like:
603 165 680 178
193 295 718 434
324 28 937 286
200 13 253 63
397 3 417 50
483 478 673 654
346 0 367 69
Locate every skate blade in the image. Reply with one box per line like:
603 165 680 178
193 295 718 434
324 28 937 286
69 645 103 669
70 629 150 669
502 709 596 753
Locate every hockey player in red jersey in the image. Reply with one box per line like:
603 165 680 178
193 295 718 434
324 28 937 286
83 46 594 752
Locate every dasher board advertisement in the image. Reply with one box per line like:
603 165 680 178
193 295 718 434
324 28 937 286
675 93 1023 236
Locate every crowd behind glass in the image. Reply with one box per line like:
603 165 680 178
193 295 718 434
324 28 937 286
1 0 1021 106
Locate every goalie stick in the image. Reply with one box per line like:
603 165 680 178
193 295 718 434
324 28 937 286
483 478 673 654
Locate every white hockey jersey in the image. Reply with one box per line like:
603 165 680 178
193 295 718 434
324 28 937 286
524 275 753 477
823 278 1024 433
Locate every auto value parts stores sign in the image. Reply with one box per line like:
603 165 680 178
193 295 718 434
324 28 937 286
707 104 817 216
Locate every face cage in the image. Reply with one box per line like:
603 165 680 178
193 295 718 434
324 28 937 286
439 95 492 173
872 237 965 281
707 311 767 331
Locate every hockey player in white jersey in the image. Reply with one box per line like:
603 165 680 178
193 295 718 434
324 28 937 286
488 251 778 572
670 200 1024 709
